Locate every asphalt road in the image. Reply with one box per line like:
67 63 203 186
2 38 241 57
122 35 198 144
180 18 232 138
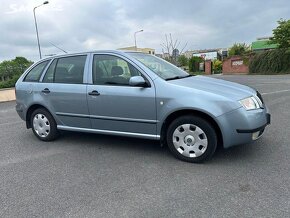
0 75 289 217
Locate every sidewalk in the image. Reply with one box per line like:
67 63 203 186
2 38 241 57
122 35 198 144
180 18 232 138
0 88 16 102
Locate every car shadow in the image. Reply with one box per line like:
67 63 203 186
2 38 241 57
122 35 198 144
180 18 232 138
55 130 263 164
212 140 263 164
58 130 164 153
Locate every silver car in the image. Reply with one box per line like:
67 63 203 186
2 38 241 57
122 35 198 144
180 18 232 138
15 50 270 162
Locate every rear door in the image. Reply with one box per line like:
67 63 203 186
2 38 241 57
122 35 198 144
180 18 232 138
87 53 157 137
37 55 91 128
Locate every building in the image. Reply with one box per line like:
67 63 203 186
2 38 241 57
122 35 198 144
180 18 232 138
118 46 155 55
184 48 228 60
159 53 170 59
251 37 278 52
193 49 219 60
183 50 194 59
155 54 163 58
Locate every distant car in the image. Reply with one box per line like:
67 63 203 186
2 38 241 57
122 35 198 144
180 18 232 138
15 50 270 162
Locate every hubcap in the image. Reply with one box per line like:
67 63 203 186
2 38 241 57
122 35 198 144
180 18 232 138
33 113 50 138
172 124 208 158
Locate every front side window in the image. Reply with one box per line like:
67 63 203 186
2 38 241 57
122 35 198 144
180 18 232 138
92 54 141 86
24 60 50 82
128 53 191 80
43 55 86 84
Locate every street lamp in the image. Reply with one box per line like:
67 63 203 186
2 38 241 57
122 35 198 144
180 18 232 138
33 1 49 59
134 29 143 51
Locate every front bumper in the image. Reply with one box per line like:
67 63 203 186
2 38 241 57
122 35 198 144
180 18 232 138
236 113 271 133
217 107 270 148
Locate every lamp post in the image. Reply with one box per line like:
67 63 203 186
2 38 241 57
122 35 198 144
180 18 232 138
134 29 143 51
33 1 49 59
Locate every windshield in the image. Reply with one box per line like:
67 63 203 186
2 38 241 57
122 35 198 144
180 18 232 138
128 53 191 80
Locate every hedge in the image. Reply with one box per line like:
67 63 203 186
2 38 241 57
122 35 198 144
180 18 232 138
0 75 20 89
249 49 290 74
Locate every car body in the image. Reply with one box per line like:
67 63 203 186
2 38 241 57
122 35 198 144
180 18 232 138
15 50 270 162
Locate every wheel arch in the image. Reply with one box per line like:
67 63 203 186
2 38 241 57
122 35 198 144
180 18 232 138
160 109 224 148
26 104 50 129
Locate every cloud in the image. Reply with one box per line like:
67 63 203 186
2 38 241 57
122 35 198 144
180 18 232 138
0 0 289 61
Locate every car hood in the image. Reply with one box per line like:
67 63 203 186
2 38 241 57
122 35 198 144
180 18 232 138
167 75 256 101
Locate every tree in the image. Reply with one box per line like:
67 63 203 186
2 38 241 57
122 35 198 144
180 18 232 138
228 43 251 57
160 33 188 64
270 19 290 48
0 57 33 87
178 55 188 67
0 61 13 81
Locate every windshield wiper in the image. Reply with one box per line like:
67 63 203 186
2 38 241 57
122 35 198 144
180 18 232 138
165 74 192 81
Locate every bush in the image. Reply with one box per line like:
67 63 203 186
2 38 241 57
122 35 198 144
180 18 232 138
178 55 188 67
0 75 20 89
188 56 203 72
249 49 290 74
213 60 222 73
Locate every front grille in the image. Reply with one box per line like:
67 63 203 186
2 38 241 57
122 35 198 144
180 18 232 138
256 91 264 104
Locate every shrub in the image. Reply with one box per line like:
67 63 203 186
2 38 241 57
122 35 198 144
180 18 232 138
249 49 290 74
178 55 188 67
0 75 20 89
188 56 203 72
213 60 222 73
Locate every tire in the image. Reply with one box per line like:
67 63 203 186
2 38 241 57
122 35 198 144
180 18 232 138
166 115 217 163
30 108 58 141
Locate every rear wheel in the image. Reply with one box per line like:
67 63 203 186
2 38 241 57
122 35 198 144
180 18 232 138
31 108 58 141
166 115 217 163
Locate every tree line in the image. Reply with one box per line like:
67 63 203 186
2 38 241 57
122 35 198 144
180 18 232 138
0 57 33 89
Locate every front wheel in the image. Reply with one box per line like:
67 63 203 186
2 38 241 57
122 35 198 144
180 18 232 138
166 115 217 163
31 108 58 141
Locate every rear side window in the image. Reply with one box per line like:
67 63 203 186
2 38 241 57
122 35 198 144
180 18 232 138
24 60 50 82
43 59 57 83
42 55 87 84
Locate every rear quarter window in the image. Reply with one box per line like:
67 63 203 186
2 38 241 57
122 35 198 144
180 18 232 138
23 60 50 82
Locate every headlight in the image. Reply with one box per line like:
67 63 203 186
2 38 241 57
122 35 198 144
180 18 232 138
239 96 260 110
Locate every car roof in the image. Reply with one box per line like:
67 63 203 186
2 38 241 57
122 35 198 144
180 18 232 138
40 50 143 61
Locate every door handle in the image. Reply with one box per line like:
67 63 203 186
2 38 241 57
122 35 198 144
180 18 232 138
88 90 100 96
42 88 50 94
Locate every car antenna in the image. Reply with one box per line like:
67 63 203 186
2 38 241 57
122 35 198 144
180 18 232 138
49 42 68 53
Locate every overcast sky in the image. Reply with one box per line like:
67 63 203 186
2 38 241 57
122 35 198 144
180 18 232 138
1 0 289 61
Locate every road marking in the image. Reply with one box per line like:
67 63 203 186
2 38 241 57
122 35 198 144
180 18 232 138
262 90 290 95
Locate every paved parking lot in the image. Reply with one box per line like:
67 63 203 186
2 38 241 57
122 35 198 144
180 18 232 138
0 75 289 217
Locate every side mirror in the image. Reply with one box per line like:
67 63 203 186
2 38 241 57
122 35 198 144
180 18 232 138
129 76 147 87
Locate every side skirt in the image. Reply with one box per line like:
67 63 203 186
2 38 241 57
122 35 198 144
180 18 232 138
57 125 160 140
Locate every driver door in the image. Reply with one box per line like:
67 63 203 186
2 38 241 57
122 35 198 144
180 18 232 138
87 54 157 137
